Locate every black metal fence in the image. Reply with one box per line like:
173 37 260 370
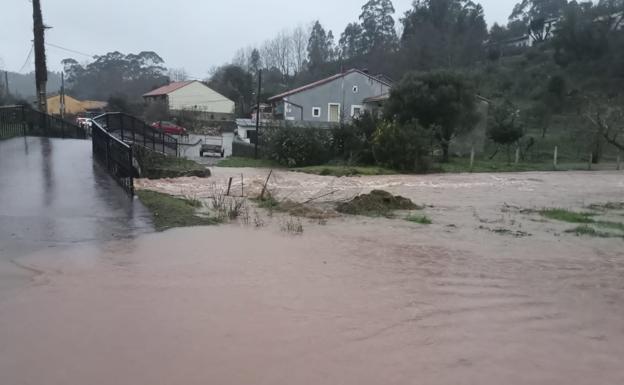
91 119 135 195
93 113 178 157
0 105 86 140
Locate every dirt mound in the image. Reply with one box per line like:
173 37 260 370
337 190 421 216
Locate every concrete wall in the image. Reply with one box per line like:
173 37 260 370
168 81 235 114
282 72 390 123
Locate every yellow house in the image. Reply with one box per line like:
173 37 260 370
47 95 107 116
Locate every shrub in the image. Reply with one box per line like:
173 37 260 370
372 121 432 173
332 112 377 164
263 125 333 167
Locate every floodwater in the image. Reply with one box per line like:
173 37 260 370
0 137 152 291
2 162 624 384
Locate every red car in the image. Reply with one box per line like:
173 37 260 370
151 121 188 136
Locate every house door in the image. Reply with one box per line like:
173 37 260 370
328 103 340 123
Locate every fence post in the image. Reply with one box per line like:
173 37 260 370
119 114 124 142
129 145 135 195
553 146 558 170
470 147 475 172
515 146 520 165
21 106 26 136
131 118 136 144
588 153 593 171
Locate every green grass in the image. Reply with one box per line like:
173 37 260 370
137 190 219 231
405 214 432 225
294 165 397 177
217 157 282 168
540 209 597 224
595 221 624 232
439 158 614 174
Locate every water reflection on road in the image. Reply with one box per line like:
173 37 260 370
0 137 152 289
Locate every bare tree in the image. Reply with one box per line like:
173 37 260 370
585 97 624 152
167 68 189 82
291 25 310 74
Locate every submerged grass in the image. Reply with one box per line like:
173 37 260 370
565 225 617 239
540 209 597 223
405 214 432 225
137 190 219 231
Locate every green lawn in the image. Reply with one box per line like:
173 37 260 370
216 156 616 175
294 165 397 177
217 157 283 168
137 190 219 231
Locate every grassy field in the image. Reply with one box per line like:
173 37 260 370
137 190 219 231
294 165 397 177
217 157 283 168
216 156 621 176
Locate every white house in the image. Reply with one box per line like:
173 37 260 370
143 81 235 114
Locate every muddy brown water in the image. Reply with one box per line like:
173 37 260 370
1 169 624 384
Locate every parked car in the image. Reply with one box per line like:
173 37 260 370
200 136 225 158
151 121 188 136
75 117 93 128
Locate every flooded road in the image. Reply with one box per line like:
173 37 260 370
1 162 624 384
0 137 152 291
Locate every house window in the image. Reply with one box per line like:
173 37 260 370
352 85 359 93
351 105 363 118
312 107 321 118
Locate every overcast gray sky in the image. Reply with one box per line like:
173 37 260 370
1 0 518 77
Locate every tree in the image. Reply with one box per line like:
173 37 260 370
307 21 335 73
585 95 624 154
373 120 432 172
401 0 488 69
384 70 480 161
62 51 169 101
359 0 398 54
339 22 365 59
552 2 610 65
208 65 254 117
291 25 310 74
510 0 568 42
487 100 525 162
249 48 262 75
510 0 568 23
168 68 189 82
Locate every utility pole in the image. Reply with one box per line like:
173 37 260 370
32 0 48 113
254 69 262 159
4 71 9 99
60 72 65 119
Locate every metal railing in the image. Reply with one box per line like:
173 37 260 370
91 119 135 195
0 105 86 140
93 113 178 157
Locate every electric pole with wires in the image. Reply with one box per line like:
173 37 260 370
32 0 48 113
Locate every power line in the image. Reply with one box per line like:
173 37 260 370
45 42 93 58
18 44 34 73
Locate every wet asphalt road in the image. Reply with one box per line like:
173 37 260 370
0 137 153 289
